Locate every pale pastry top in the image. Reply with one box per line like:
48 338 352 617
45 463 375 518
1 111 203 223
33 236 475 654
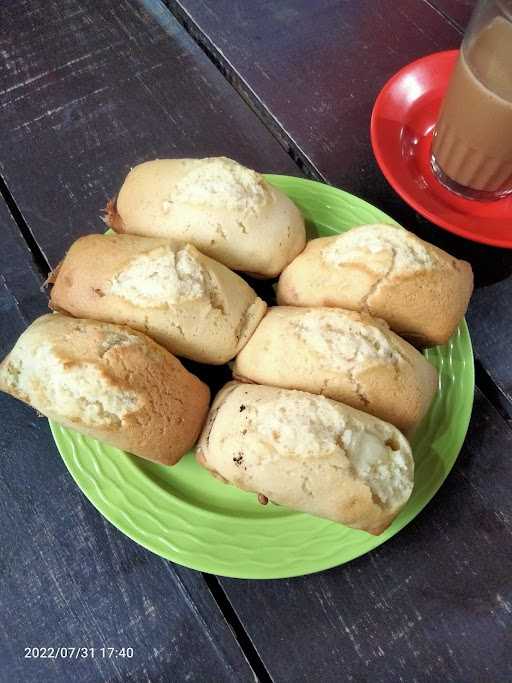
109 245 207 307
291 309 402 371
241 389 412 508
3 343 139 427
322 224 439 276
170 157 268 214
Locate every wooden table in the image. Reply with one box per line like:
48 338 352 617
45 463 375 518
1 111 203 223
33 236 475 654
1 1 510 681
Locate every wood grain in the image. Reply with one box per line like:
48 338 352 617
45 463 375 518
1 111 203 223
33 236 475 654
0 0 298 268
0 202 256 682
172 0 460 194
172 0 512 417
426 0 475 30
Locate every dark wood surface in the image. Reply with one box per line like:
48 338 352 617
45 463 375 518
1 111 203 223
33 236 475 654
429 0 475 29
172 0 512 417
0 0 298 268
172 0 461 193
1 0 511 681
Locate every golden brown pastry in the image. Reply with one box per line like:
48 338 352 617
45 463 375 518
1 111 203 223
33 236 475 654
105 157 306 278
234 306 438 434
277 223 473 346
50 234 266 364
0 314 210 465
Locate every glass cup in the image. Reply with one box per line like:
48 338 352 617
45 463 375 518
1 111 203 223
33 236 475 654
430 0 512 200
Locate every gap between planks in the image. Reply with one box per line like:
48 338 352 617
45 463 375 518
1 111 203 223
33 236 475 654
164 0 325 183
420 0 466 33
474 360 512 427
202 574 272 683
0 174 50 279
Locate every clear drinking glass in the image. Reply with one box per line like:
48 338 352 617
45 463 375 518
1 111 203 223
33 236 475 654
430 0 512 200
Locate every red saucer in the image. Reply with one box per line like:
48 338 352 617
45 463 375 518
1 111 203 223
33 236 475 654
371 50 512 248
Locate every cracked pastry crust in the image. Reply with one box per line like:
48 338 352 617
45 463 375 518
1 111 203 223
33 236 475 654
276 224 474 347
104 157 306 279
196 382 414 535
49 234 267 364
233 306 438 435
0 314 210 465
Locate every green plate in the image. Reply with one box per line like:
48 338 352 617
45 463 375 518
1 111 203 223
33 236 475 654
50 175 474 579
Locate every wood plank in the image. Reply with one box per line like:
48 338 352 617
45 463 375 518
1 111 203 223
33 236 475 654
172 0 512 417
172 0 461 194
217 389 512 683
0 0 298 268
426 0 475 30
0 201 257 682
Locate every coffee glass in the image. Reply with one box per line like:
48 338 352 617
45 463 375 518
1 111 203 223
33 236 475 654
431 0 512 200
